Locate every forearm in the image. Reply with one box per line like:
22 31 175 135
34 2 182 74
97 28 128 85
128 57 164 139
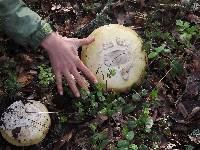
0 0 53 48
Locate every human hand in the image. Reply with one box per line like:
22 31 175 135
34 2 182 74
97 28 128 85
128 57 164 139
41 32 98 97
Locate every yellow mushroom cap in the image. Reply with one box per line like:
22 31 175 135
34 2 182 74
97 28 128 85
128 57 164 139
0 100 51 146
81 24 147 92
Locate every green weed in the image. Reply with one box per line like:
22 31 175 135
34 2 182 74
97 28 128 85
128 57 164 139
176 20 200 47
170 58 183 77
148 44 171 59
4 72 21 94
38 64 54 87
185 145 195 150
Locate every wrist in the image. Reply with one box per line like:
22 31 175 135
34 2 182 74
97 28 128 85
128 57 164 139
40 32 58 52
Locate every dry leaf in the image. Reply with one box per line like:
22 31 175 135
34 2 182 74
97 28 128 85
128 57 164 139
17 73 34 87
177 102 188 118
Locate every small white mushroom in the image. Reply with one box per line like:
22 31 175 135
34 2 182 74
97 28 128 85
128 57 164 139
0 100 51 146
81 24 147 92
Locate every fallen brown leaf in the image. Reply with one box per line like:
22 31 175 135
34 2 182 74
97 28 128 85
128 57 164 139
177 102 188 118
17 73 34 87
53 130 73 150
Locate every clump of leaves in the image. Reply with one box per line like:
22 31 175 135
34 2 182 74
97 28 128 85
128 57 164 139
176 20 200 47
0 59 21 94
185 144 195 150
73 83 122 120
190 128 200 137
148 44 171 59
137 105 154 133
90 128 109 149
74 84 162 149
4 72 21 94
113 105 156 150
107 68 116 78
59 114 68 124
170 58 183 77
38 64 54 87
116 126 138 150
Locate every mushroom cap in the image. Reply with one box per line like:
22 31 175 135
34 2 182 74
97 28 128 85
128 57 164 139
81 24 147 92
0 100 51 146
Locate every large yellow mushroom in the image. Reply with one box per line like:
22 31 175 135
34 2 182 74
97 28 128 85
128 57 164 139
0 100 51 146
81 24 147 92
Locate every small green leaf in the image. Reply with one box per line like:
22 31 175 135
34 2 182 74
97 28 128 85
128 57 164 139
89 123 97 132
139 144 148 150
185 144 195 150
125 131 135 141
122 104 136 115
117 140 129 148
150 89 158 100
132 93 141 101
170 59 183 77
155 45 164 53
122 125 129 136
159 59 168 69
144 128 151 133
148 52 158 59
140 89 148 97
163 48 171 53
176 20 183 27
59 115 68 123
127 120 138 129
129 144 138 150
108 68 116 78
97 139 109 150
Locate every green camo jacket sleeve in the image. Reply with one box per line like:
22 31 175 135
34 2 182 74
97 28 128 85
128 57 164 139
0 0 53 49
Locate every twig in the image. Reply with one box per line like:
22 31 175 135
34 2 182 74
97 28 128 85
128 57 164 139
146 3 186 10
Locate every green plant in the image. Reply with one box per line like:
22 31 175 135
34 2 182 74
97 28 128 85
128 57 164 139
59 115 68 123
176 20 200 47
88 120 110 149
130 105 154 134
185 145 195 150
170 58 183 77
107 68 116 78
116 129 137 150
150 88 158 100
140 89 148 97
190 128 200 137
73 83 125 121
131 92 141 102
148 44 171 59
90 130 109 149
38 64 54 87
114 105 154 149
4 72 21 94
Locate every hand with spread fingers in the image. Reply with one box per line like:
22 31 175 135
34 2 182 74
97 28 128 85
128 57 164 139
41 32 98 97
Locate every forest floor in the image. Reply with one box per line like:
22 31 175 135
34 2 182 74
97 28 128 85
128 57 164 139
0 0 200 150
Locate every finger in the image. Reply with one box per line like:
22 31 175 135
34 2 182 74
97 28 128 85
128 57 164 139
55 72 63 95
71 47 79 56
71 68 89 90
63 37 78 42
77 61 98 84
63 69 80 97
76 36 95 47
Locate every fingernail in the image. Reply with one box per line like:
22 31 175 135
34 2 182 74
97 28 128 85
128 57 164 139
89 36 95 40
59 91 63 95
94 79 98 83
76 93 80 97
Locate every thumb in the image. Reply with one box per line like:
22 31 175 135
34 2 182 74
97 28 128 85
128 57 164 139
76 36 95 47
